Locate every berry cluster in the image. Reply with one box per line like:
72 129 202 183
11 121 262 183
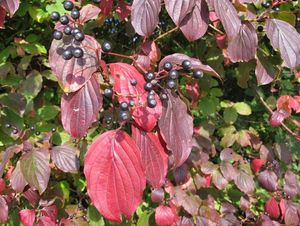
5 123 56 137
50 1 85 60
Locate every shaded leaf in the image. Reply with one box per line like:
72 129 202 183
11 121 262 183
255 50 278 85
84 130 146 222
132 125 168 188
19 70 43 99
0 93 26 116
234 170 255 194
0 196 8 224
10 161 28 193
79 4 101 24
0 0 19 16
61 75 103 138
158 90 193 168
49 35 101 92
258 170 278 192
284 171 300 199
220 161 237 181
50 145 79 173
266 18 300 69
284 202 300 225
20 149 50 194
212 170 228 190
151 188 165 203
116 0 131 21
131 0 161 36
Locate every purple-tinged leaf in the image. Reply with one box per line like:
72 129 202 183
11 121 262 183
220 161 237 181
49 35 101 93
274 143 292 164
132 125 168 188
234 171 255 194
213 0 241 39
50 145 79 173
20 149 50 194
173 164 190 185
284 171 300 199
158 90 193 168
227 22 257 62
0 144 23 177
10 161 28 193
151 188 165 203
284 202 300 225
269 109 289 127
0 196 8 224
179 0 209 41
131 0 161 37
78 4 101 24
165 0 195 26
257 170 278 192
212 170 228 190
255 58 276 86
23 188 40 206
266 19 300 69
159 53 220 79
0 0 19 16
61 75 103 138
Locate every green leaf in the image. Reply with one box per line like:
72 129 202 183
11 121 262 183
271 11 296 26
0 93 26 116
55 181 70 204
37 105 60 121
234 102 252 116
87 205 105 226
199 96 220 116
1 108 24 136
0 47 11 64
28 6 48 23
137 211 151 226
19 70 43 99
223 107 238 124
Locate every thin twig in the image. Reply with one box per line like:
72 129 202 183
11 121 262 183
209 24 224 35
154 27 179 42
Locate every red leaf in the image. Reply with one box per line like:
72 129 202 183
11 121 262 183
61 75 103 138
186 81 200 107
174 164 191 185
140 41 161 63
50 145 79 173
227 22 257 62
0 196 7 224
0 0 19 17
155 205 178 226
100 0 113 15
165 0 195 26
0 7 5 28
116 0 131 21
179 0 209 42
84 130 146 222
151 188 165 203
110 63 162 131
49 35 101 93
158 90 193 168
213 0 241 39
38 216 56 226
131 0 161 36
10 161 28 193
265 198 280 220
23 188 40 206
132 125 168 188
251 158 264 173
0 179 5 194
78 4 101 24
257 170 278 192
266 19 300 69
215 34 227 49
41 205 57 222
269 109 289 127
284 171 300 199
159 53 220 79
19 209 35 226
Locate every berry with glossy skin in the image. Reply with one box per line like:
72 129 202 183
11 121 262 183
64 25 73 35
35 131 41 136
30 126 35 131
50 11 60 21
144 83 153 92
63 1 74 11
12 129 18 134
262 2 271 8
74 32 85 41
92 0 101 3
129 100 135 107
119 111 130 121
72 28 81 35
192 70 203 79
160 93 168 101
63 49 73 60
72 47 84 58
144 72 155 82
257 25 264 32
53 30 63 40
168 70 178 79
51 128 56 132
273 6 280 12
102 41 112 52
71 9 80 20
147 94 155 101
182 60 192 70
5 123 11 128
148 99 157 108
163 62 173 71
60 15 69 25
167 79 176 89
130 79 137 86
120 102 129 110
104 88 113 98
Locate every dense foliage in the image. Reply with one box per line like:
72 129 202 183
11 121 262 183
0 0 300 225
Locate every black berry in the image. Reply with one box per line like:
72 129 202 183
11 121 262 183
144 72 155 82
12 129 18 134
63 49 73 60
5 123 11 128
53 30 63 40
192 70 203 79
130 79 137 86
60 15 69 25
71 9 80 20
168 70 178 80
144 83 153 92
73 47 84 58
104 88 113 98
182 60 192 70
50 11 60 21
51 128 56 132
147 99 157 108
74 32 85 41
102 41 112 52
129 100 135 107
163 62 173 71
119 111 130 121
167 79 176 89
120 102 129 111
257 25 264 32
35 131 41 136
147 94 155 101
262 2 271 8
64 25 73 35
30 126 35 131
160 93 168 101
92 0 101 3
63 1 74 11
273 6 280 12
72 28 81 35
